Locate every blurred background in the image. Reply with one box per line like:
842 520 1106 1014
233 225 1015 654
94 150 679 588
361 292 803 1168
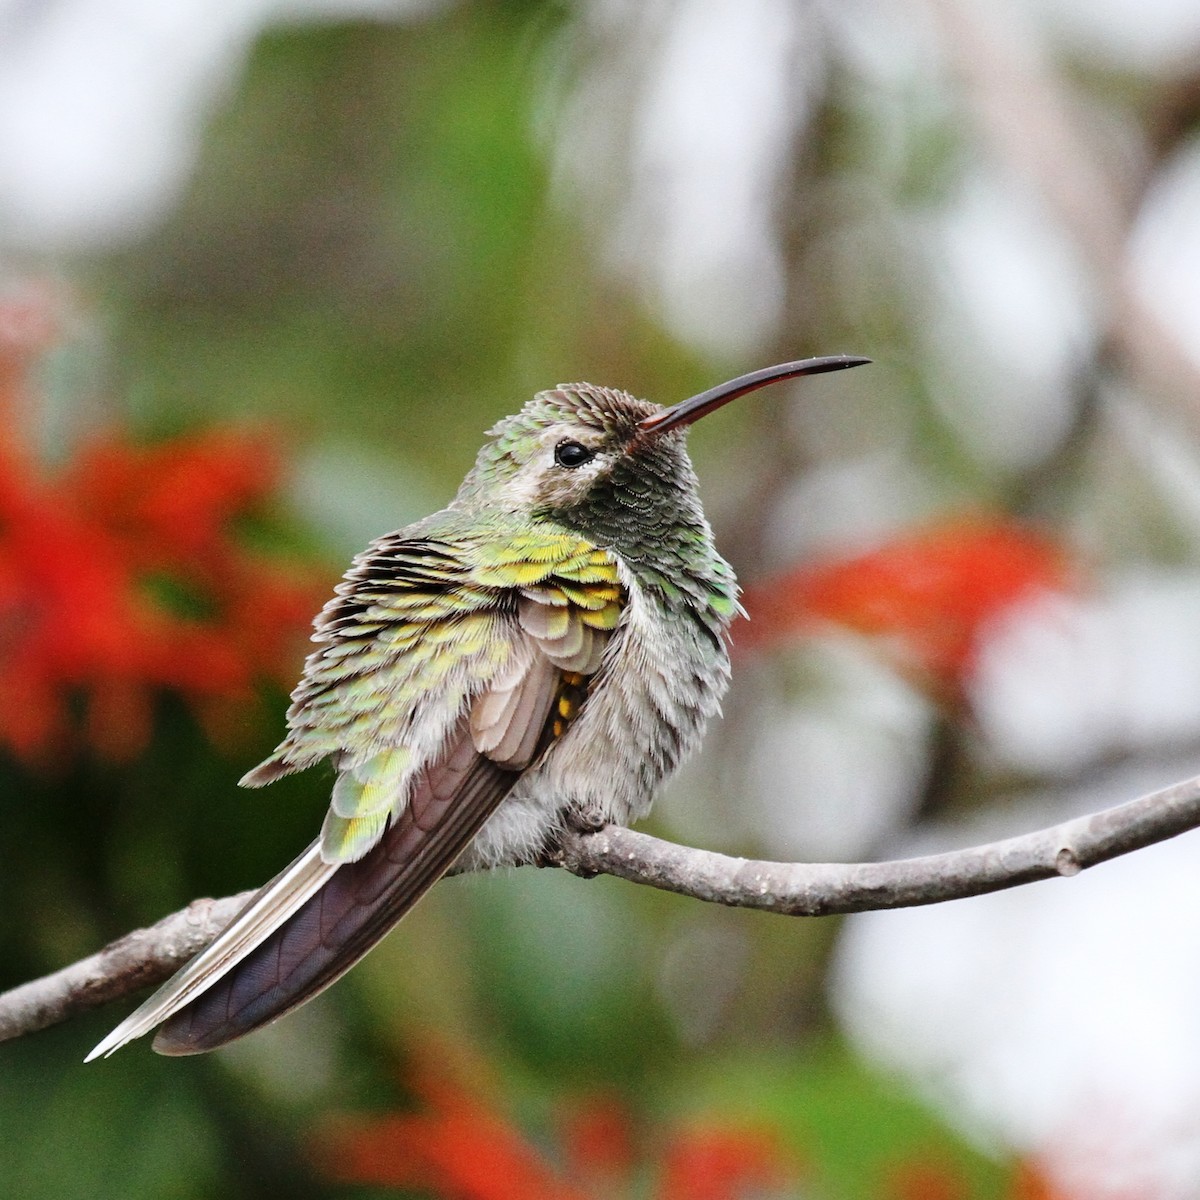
4 0 1200 1196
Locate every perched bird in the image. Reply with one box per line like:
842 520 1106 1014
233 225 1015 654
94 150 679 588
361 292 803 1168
88 354 868 1059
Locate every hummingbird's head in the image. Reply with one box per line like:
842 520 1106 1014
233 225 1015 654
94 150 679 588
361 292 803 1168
454 383 675 518
452 356 870 550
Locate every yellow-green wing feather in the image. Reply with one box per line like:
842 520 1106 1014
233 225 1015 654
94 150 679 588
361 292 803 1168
241 512 625 863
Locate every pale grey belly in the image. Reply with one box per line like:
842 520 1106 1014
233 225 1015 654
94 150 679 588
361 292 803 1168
463 604 730 868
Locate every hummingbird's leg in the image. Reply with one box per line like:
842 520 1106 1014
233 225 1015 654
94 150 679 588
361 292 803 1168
563 803 611 876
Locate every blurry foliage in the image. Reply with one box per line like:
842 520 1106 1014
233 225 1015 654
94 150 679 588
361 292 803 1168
306 1035 1089 1199
97 8 703 482
313 1037 1019 1200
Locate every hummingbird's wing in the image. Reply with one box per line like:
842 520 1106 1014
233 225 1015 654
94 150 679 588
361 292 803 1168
245 519 620 861
86 517 624 1059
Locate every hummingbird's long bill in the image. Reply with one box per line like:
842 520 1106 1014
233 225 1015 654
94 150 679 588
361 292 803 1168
637 354 870 435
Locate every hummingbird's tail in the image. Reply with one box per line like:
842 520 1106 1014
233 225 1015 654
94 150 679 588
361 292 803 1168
87 732 518 1058
84 844 338 1061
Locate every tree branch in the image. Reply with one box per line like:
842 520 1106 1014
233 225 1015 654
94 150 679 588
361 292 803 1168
4 772 1200 1047
0 892 253 1045
551 773 1200 910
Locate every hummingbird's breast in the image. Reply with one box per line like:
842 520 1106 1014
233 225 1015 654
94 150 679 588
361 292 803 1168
463 551 736 868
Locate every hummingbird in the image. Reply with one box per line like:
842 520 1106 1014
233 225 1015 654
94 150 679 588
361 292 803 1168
87 354 868 1059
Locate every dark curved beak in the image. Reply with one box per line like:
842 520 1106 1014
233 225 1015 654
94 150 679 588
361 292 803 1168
638 354 871 436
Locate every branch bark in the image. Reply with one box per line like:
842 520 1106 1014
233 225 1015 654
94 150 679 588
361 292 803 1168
4 771 1200 1047
0 892 256 1045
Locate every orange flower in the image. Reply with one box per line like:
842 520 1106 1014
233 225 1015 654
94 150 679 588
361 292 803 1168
740 519 1072 701
0 291 325 766
316 1049 802 1200
318 1052 589 1200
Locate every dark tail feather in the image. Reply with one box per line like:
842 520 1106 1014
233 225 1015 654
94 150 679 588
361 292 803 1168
153 743 516 1055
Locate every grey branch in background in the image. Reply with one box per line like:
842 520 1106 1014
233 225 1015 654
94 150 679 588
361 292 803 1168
2 771 1199 1048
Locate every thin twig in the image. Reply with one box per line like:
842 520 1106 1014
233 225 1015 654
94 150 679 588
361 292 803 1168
552 773 1200 909
0 892 253 1044
2 772 1199 1046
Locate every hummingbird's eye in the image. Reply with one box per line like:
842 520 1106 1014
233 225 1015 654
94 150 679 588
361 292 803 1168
554 440 595 469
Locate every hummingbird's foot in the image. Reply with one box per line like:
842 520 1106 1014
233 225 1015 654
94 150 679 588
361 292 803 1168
535 807 609 874
534 842 566 870
566 803 609 837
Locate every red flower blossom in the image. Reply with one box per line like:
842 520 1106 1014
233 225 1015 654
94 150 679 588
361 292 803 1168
319 1052 590 1200
558 1095 637 1193
316 1050 803 1200
739 519 1073 701
0 289 325 766
657 1122 798 1200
